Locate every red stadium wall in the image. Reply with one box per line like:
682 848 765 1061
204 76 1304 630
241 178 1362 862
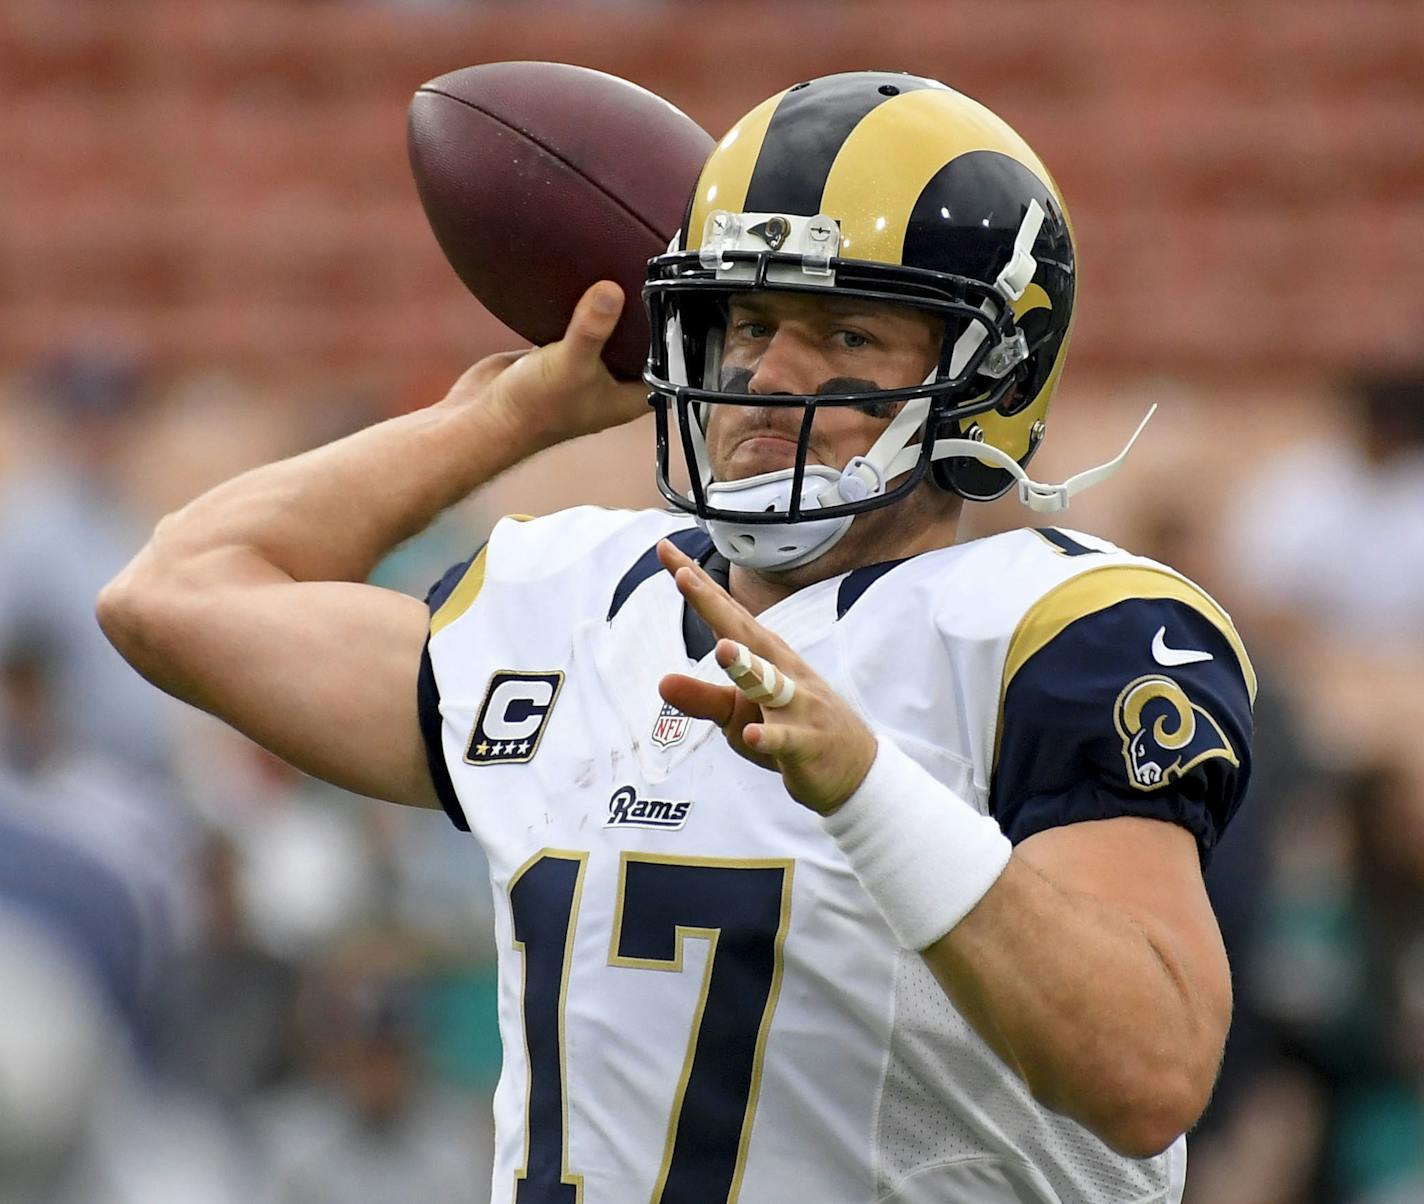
3 0 1422 384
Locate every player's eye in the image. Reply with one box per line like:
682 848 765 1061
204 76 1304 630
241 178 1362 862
834 329 872 350
730 319 770 340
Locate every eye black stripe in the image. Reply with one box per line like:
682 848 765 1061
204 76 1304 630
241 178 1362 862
742 73 937 217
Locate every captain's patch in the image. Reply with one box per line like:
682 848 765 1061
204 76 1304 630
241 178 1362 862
465 670 564 765
1113 674 1237 790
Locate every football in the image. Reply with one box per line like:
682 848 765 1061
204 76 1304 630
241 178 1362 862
407 61 714 380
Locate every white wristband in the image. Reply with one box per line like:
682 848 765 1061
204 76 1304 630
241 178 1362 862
823 735 1013 951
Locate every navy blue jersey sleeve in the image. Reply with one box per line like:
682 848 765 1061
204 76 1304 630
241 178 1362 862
417 549 486 833
992 581 1255 866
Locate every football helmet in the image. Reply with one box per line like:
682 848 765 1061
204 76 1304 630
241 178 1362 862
644 71 1148 570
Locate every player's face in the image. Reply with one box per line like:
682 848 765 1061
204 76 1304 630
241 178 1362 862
704 292 943 481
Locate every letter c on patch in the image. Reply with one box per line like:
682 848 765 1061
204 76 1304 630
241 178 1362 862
484 678 555 740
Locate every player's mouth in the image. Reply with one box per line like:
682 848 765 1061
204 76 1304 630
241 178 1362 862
727 430 816 475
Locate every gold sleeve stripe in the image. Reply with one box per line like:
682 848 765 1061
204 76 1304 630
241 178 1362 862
995 564 1257 764
428 516 533 638
820 88 1062 267
684 89 789 250
1004 566 1257 697
429 544 489 638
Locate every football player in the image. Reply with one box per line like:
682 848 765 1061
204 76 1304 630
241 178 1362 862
100 72 1253 1203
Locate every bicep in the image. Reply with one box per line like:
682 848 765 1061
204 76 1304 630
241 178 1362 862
119 563 439 809
1017 816 1233 1034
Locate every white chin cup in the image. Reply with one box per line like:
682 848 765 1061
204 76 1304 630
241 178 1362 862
698 464 864 570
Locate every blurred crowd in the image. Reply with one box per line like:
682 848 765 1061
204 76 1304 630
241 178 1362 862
0 343 1422 1204
0 348 499 1203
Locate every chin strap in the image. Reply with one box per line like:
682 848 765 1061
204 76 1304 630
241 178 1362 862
891 404 1159 513
816 388 933 508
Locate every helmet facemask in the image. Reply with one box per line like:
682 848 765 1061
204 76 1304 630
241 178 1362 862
644 208 1034 570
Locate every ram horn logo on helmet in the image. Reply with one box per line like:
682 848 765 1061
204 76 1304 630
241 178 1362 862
746 216 791 250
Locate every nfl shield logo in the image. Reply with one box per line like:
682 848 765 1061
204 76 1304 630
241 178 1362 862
651 701 691 749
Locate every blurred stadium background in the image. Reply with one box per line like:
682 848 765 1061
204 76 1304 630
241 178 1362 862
2 1 1423 1201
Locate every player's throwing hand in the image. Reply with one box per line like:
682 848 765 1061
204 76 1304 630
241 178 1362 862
655 539 878 816
437 281 651 449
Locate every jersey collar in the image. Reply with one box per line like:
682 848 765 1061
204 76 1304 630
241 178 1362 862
609 526 915 659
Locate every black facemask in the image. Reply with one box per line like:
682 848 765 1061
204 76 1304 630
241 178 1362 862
716 367 895 418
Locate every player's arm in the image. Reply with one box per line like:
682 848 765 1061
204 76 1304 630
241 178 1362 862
658 544 1251 1159
916 583 1253 1157
921 816 1230 1160
98 283 645 807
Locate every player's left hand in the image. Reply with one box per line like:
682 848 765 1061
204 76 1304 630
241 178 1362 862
656 540 878 816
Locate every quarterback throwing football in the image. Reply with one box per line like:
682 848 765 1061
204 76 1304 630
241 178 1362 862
101 73 1253 1203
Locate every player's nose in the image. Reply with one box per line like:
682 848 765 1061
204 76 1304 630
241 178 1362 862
746 330 823 397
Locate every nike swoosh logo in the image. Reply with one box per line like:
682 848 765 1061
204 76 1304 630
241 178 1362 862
1152 626 1214 667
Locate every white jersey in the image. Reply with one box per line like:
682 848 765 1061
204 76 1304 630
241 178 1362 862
418 507 1255 1204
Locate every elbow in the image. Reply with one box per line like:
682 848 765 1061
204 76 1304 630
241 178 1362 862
95 577 125 646
1040 976 1229 1160
96 562 162 668
96 516 187 665
1080 1068 1213 1161
1097 1108 1190 1162
1025 1043 1215 1161
97 552 201 698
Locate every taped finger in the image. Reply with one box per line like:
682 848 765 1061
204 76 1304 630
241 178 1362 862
725 641 797 709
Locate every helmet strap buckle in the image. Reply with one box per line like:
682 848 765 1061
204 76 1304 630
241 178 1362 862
981 329 1029 379
994 199 1046 302
836 455 885 504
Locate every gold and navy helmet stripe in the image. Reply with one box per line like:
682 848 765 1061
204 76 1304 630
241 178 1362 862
822 87 1062 266
685 89 788 248
684 73 937 250
689 76 1066 270
742 74 939 217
